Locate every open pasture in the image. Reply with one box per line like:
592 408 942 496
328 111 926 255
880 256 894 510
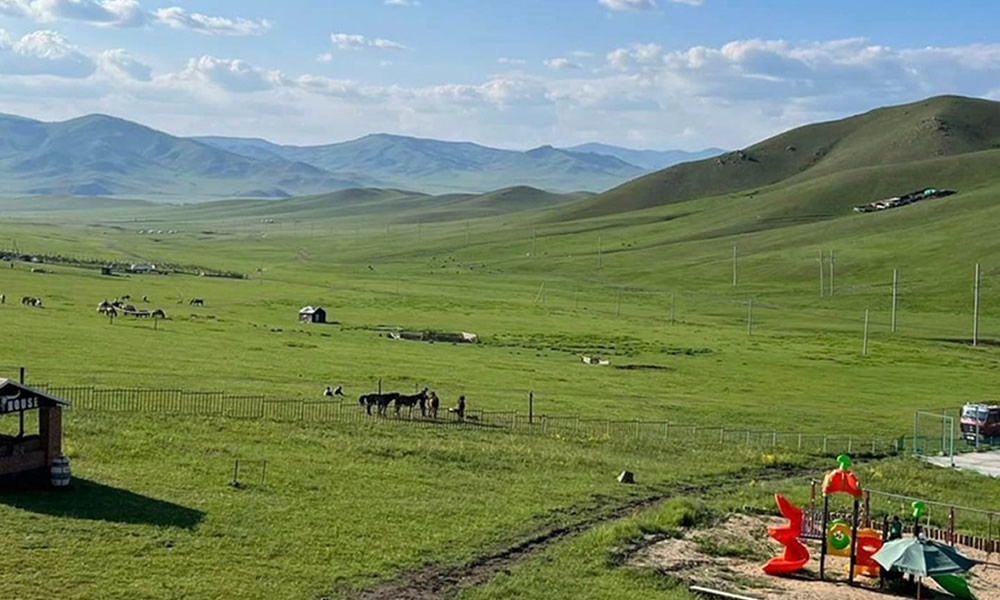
1 173 999 599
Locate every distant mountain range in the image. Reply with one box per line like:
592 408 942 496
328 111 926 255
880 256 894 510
0 111 722 200
562 143 725 171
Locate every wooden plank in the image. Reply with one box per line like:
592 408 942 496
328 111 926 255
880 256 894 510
689 585 762 600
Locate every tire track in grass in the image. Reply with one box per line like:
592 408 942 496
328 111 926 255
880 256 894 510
334 464 819 600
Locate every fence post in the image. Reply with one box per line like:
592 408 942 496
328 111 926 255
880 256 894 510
823 436 829 453
798 433 803 451
949 508 956 546
745 430 751 445
848 435 853 454
772 431 777 447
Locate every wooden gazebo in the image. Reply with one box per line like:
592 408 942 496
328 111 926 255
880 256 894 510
0 379 70 485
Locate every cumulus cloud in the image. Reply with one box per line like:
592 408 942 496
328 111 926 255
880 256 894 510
3 36 1000 150
168 56 286 93
385 0 420 6
153 7 271 36
97 48 150 80
331 33 405 50
498 57 526 65
0 1 269 35
544 57 581 70
599 0 657 11
0 0 146 26
315 52 333 63
0 28 95 77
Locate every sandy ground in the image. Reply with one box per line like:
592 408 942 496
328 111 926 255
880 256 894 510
630 514 1000 600
925 450 1000 479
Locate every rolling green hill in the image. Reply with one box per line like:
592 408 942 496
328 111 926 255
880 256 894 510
0 114 363 199
566 95 1000 221
194 134 646 194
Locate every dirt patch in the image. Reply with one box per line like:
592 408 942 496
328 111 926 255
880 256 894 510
631 514 1000 600
336 467 815 600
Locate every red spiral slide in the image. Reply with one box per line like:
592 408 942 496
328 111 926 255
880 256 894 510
763 494 810 575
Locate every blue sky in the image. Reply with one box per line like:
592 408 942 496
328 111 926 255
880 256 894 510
1 0 1000 149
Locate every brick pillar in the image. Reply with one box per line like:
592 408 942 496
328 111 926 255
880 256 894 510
38 406 62 465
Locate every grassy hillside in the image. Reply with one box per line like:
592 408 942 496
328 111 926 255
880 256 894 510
0 114 361 199
196 134 646 194
568 95 1000 220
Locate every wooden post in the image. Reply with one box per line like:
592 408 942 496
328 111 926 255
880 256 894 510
529 391 534 424
19 366 24 384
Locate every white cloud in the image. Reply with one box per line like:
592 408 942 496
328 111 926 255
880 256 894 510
0 28 95 77
498 57 526 65
0 0 146 26
544 57 581 70
331 33 405 50
385 0 421 6
153 7 271 36
3 36 1000 151
0 1 269 35
168 56 286 93
379 60 393 68
315 52 333 63
599 0 657 11
97 48 150 80
572 50 595 59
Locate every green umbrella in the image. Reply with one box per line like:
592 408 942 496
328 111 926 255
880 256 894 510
874 538 978 600
873 538 977 577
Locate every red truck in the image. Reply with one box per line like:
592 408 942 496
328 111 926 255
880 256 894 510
960 403 1000 444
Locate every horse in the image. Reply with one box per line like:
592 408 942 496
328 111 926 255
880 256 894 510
428 391 440 419
21 296 41 307
189 298 204 306
395 388 428 418
97 300 114 314
151 309 167 319
359 393 398 416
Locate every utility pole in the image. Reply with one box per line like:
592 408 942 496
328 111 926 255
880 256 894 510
732 246 738 287
818 249 825 297
863 308 870 356
973 263 981 347
891 268 899 333
746 298 753 336
829 249 835 297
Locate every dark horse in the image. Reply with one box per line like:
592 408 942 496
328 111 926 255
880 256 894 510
358 392 400 416
395 388 428 418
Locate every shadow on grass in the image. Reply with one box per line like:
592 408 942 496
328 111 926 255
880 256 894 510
933 337 1000 348
0 478 204 529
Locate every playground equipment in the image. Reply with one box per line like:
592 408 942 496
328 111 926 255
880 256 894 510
853 529 884 578
762 494 810 575
819 454 864 583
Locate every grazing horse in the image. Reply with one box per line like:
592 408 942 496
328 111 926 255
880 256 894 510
428 391 440 419
97 300 114 314
21 296 42 307
395 388 428 418
189 298 204 306
151 309 167 319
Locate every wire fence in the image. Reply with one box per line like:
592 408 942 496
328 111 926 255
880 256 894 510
32 383 904 457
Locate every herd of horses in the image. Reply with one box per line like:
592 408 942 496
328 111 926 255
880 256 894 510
357 387 467 420
97 297 167 319
20 296 43 307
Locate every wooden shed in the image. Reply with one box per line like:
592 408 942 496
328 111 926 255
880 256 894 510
0 379 70 486
298 306 327 324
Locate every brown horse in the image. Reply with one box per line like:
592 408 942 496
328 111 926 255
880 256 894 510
428 391 440 419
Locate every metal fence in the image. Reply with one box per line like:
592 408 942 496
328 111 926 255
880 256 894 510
33 383 904 457
802 481 1000 561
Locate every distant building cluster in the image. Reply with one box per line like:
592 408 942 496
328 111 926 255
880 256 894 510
853 188 956 213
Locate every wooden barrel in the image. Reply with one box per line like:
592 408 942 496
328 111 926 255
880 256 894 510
50 456 71 488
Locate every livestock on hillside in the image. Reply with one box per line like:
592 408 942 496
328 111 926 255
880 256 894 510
21 296 42 307
189 298 205 306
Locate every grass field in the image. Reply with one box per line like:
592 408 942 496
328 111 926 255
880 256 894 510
2 131 1000 598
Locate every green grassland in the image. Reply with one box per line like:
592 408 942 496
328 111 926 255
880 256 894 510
2 95 1000 599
